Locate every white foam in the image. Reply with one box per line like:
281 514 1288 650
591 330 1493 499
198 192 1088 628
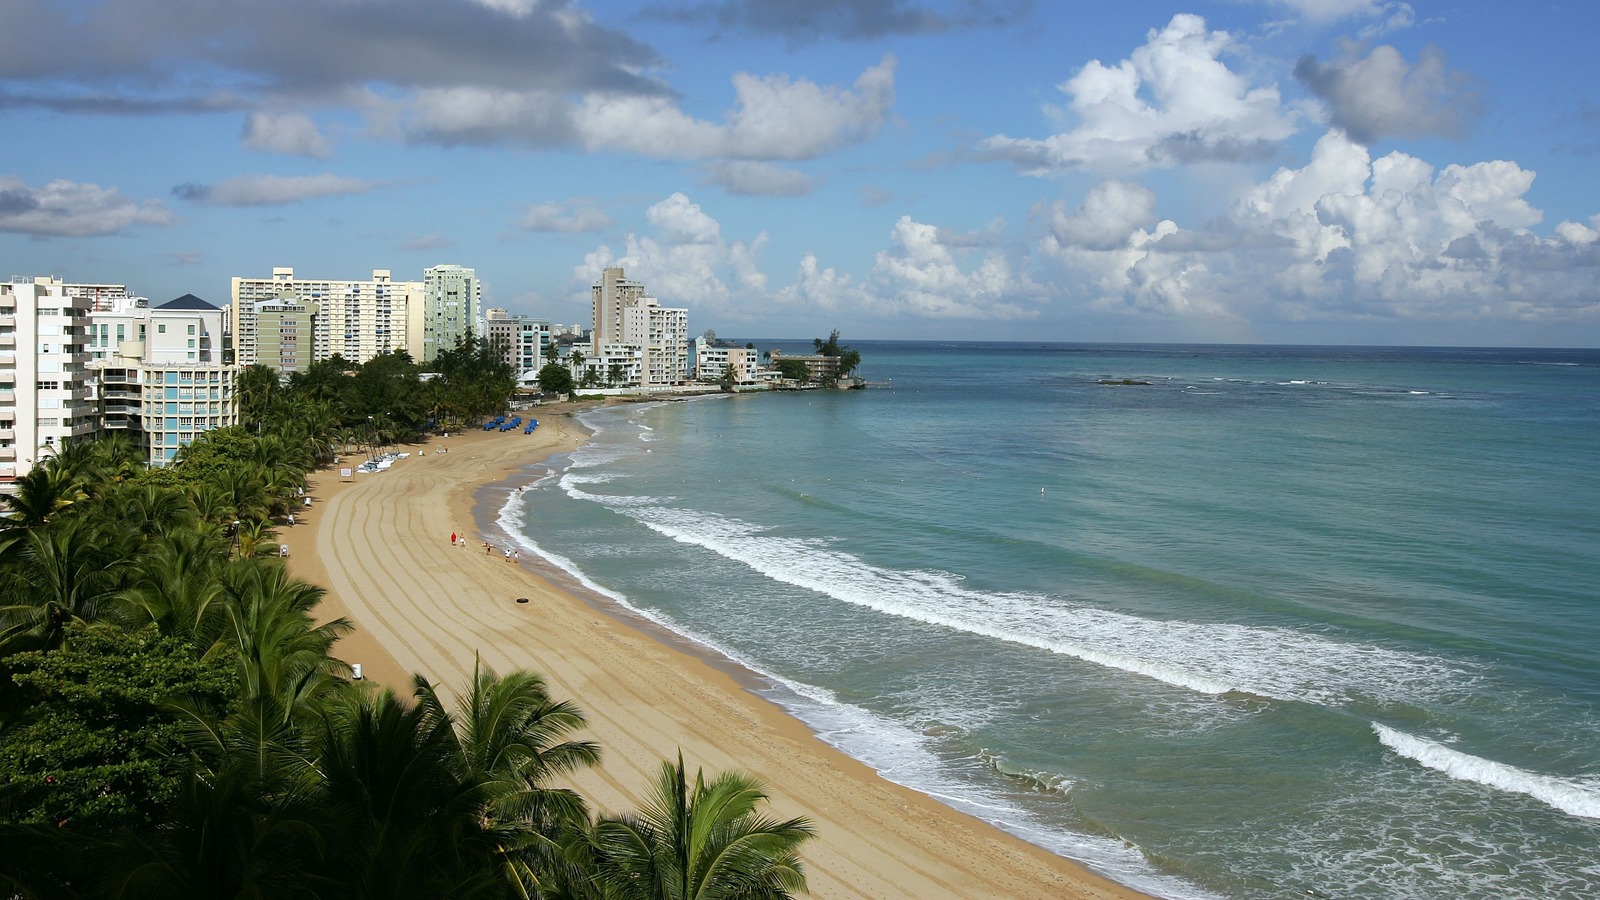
1373 723 1600 820
580 502 1470 706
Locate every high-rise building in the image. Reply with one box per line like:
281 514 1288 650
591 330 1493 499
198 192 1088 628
230 267 422 370
484 308 552 376
590 267 649 354
422 264 480 363
90 293 237 466
588 267 689 388
0 277 97 485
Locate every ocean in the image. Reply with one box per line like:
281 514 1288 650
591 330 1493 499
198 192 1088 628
496 342 1600 899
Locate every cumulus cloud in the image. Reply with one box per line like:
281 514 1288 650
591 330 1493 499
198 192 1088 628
521 198 614 233
1033 129 1598 326
865 216 1029 317
704 161 814 196
980 14 1301 175
1296 44 1482 144
1041 180 1159 251
575 193 770 318
0 175 174 237
637 0 1030 42
570 57 895 160
396 55 894 159
173 173 382 206
243 111 333 158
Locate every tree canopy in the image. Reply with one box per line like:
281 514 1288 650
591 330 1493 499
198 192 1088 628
0 428 816 899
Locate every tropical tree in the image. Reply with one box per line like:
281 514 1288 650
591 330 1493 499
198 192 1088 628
537 364 574 397
0 516 140 654
584 754 814 900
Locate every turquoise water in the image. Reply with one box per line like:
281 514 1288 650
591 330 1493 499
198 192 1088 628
498 343 1600 898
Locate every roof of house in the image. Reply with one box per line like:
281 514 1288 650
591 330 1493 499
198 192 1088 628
157 293 219 310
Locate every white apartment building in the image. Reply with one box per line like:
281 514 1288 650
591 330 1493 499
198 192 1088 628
422 264 480 363
90 293 236 466
590 267 649 354
230 267 422 369
0 277 97 485
88 293 224 366
588 267 689 388
693 334 762 386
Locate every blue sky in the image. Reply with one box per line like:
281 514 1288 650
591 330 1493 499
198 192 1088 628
3 0 1599 346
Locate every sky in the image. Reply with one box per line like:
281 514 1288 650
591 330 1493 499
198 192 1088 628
3 0 1599 347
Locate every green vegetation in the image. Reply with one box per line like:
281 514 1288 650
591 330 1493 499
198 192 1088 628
0 420 813 897
772 358 810 384
537 362 575 396
811 330 861 386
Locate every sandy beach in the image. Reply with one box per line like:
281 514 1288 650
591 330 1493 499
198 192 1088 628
282 406 1144 899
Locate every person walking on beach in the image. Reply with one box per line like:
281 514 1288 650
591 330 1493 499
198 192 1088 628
450 531 457 545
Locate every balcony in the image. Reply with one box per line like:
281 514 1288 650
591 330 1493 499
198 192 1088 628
0 448 14 461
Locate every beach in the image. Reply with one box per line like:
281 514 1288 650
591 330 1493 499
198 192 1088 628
282 406 1143 900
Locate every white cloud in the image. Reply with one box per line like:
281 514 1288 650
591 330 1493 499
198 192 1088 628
704 160 814 196
521 198 613 233
174 173 382 206
242 111 333 159
864 216 1029 318
0 175 174 237
399 56 894 161
573 56 895 160
1042 180 1159 251
575 193 770 318
1296 44 1482 144
1036 129 1598 325
980 15 1301 175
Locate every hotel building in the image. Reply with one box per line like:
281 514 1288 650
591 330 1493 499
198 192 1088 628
0 277 97 484
422 264 480 363
589 267 689 388
229 267 423 371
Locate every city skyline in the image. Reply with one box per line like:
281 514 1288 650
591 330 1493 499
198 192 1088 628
3 1 1599 347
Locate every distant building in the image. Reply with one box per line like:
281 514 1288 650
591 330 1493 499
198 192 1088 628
422 264 481 363
484 309 553 376
90 293 237 466
230 267 422 370
693 332 763 386
0 277 96 485
768 349 840 385
588 267 689 388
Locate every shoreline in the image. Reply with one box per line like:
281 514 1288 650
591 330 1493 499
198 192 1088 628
287 404 1147 899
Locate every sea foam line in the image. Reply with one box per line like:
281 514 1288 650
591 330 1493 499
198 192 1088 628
493 490 1210 899
589 501 1468 707
1373 723 1600 820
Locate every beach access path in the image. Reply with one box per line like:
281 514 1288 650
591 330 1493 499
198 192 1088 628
282 407 1143 899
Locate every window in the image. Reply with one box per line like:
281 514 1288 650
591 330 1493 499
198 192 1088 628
158 324 166 334
187 324 195 334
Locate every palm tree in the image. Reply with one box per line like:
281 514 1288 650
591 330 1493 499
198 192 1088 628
416 663 601 852
0 462 89 530
120 527 229 648
0 515 141 653
585 754 814 900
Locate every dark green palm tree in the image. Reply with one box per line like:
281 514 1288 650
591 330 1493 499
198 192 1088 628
586 755 814 900
0 463 89 531
119 527 229 648
0 516 140 653
415 662 602 894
